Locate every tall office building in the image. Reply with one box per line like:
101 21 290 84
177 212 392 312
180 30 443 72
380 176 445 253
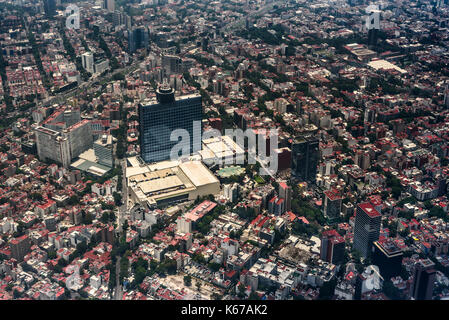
112 10 131 28
10 235 31 262
66 119 94 160
367 28 379 48
81 52 94 74
34 109 93 168
93 135 114 168
291 134 319 183
94 59 110 75
353 202 381 258
320 229 345 265
35 126 71 167
322 189 343 220
411 259 436 300
223 183 239 203
104 0 115 12
162 55 182 75
63 108 81 127
372 239 403 280
444 82 449 108
366 6 380 49
278 181 292 212
43 0 56 17
128 26 149 54
138 81 202 163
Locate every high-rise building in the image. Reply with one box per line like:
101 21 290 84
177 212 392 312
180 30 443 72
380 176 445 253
411 259 436 300
372 239 403 280
112 10 131 28
63 108 81 127
81 52 94 74
366 6 380 48
128 26 149 54
34 126 71 167
322 189 343 220
353 202 381 258
34 109 93 168
320 229 345 265
10 235 31 262
367 28 379 48
65 119 94 160
69 210 83 225
94 134 114 168
162 55 182 75
223 183 239 203
94 59 110 75
100 225 115 245
43 0 56 17
444 82 449 108
104 0 115 12
278 181 292 212
354 265 383 300
177 216 192 234
291 134 319 183
138 81 202 163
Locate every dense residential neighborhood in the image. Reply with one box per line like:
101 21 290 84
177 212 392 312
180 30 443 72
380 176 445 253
0 0 448 302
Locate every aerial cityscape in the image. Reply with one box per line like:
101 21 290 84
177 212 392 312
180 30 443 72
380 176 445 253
0 0 449 302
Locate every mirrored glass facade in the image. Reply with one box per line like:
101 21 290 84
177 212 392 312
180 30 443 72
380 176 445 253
139 85 202 163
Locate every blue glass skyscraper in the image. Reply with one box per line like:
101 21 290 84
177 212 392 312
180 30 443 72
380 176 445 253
128 26 149 54
138 81 203 163
291 134 319 183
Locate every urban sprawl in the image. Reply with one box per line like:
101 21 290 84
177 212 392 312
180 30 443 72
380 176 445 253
0 0 448 301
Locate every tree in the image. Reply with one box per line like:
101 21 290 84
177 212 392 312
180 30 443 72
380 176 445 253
78 290 88 298
76 241 88 256
196 280 202 292
113 73 125 81
122 220 129 233
248 291 260 300
119 256 130 282
192 253 206 264
424 200 433 210
383 280 402 300
429 206 446 220
82 212 93 225
318 278 337 299
13 289 21 299
47 250 57 260
113 192 122 206
68 195 80 206
134 265 147 285
400 265 410 280
31 192 43 201
211 292 222 300
237 283 246 298
183 275 192 286
100 212 110 224
208 262 221 272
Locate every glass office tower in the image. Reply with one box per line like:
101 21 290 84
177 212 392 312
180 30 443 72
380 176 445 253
128 26 149 54
291 134 319 183
138 81 202 163
353 202 381 258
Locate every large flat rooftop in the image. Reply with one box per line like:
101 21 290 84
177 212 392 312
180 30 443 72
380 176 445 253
358 202 381 218
126 157 220 207
368 59 407 74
